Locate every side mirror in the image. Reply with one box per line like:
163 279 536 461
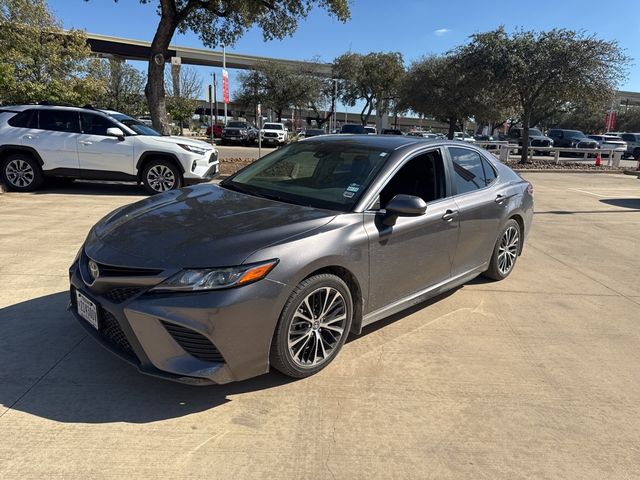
106 127 125 141
383 194 427 226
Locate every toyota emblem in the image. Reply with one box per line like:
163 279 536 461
88 260 100 282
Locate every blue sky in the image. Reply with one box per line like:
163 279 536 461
49 0 640 102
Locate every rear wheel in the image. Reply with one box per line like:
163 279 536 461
1 154 44 192
141 159 182 194
270 274 353 378
633 148 640 161
483 219 521 281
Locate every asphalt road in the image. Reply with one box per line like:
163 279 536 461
1 173 639 479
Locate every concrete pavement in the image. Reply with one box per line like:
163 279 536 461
0 173 639 479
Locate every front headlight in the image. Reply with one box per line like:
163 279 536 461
151 259 278 292
177 143 207 156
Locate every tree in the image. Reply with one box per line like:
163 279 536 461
165 65 202 134
333 52 405 126
617 108 640 133
400 54 494 139
93 58 147 116
0 0 104 105
95 1 350 135
235 60 317 122
461 28 628 163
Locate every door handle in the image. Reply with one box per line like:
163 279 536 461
442 209 459 221
495 194 506 204
23 134 37 140
79 141 93 146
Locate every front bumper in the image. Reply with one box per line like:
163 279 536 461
68 258 288 385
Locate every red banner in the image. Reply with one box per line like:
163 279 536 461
222 69 229 104
604 110 617 132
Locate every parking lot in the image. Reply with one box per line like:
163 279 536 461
0 172 639 479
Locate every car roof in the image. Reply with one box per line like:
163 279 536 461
299 134 469 151
0 104 111 115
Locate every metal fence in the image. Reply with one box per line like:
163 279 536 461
475 142 625 167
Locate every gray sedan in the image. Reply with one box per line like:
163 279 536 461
69 136 534 384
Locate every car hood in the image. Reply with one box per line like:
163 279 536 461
146 136 214 150
85 184 336 269
529 135 552 141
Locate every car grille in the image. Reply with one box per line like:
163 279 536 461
161 321 224 363
531 139 551 147
105 287 142 303
208 151 218 164
264 132 278 138
224 129 241 136
100 308 137 360
577 141 597 149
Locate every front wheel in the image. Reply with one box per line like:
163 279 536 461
483 219 521 281
270 274 353 378
141 159 182 194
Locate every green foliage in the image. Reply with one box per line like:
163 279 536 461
617 108 640 133
459 27 628 161
333 52 405 125
0 0 104 105
235 60 318 121
92 58 147 116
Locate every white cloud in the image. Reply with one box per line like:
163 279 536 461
434 28 451 37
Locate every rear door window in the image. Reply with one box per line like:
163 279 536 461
38 110 80 133
8 110 38 128
449 147 495 194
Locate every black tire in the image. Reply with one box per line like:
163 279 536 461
483 218 521 281
141 159 183 195
270 274 353 378
1 153 44 192
633 148 640 161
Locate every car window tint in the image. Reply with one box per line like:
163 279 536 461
481 157 497 185
8 110 37 128
80 112 116 135
379 149 446 208
38 110 79 133
449 147 488 194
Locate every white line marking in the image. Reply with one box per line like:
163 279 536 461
568 188 607 197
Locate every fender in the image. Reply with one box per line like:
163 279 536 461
136 151 185 178
0 145 45 167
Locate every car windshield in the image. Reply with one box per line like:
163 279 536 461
227 121 248 128
566 131 586 139
110 113 161 136
263 123 282 130
221 141 393 211
529 128 543 136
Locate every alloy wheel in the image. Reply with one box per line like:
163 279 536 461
497 226 519 275
5 159 34 188
287 286 347 368
146 165 176 192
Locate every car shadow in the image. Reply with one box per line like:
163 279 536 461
30 180 147 196
599 198 640 210
0 292 294 424
2 286 463 424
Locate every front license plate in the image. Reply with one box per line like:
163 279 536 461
76 290 99 329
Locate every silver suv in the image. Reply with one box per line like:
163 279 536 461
0 105 219 193
619 133 640 160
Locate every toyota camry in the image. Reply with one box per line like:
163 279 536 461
68 135 533 384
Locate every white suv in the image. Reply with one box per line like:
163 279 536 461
0 105 219 193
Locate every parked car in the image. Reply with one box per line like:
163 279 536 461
381 128 404 135
340 124 368 134
69 135 533 384
221 120 258 145
259 122 289 146
507 127 553 150
617 133 640 159
407 131 438 139
0 105 219 194
453 132 476 143
547 129 598 150
587 135 627 152
364 126 377 135
205 124 223 139
298 128 325 138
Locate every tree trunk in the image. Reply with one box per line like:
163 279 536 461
360 98 373 126
520 114 531 164
447 118 456 140
146 9 178 135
